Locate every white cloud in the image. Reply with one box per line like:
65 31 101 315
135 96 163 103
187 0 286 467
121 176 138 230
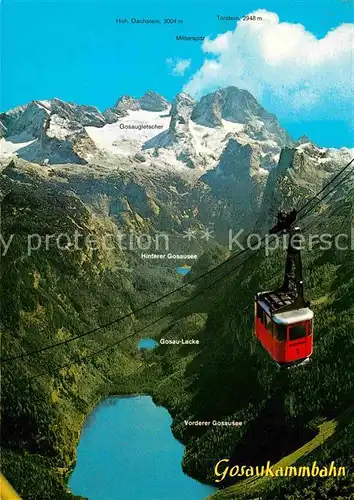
203 31 232 53
167 57 192 76
183 10 354 121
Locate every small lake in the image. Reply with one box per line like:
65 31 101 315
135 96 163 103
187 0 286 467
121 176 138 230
68 395 216 500
138 338 158 350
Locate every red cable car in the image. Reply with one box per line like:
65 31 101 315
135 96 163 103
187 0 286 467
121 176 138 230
255 210 313 367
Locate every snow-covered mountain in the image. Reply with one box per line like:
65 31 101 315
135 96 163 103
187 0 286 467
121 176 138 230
0 98 105 165
1 87 352 179
1 87 352 240
0 87 291 171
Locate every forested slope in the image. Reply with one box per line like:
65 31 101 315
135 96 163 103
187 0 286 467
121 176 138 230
0 164 180 498
145 178 354 499
1 154 353 500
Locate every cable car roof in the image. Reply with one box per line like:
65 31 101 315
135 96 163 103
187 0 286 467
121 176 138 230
256 291 313 325
273 308 313 325
256 290 298 313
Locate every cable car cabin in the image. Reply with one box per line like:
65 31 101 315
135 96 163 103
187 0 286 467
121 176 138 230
255 291 313 366
255 209 314 366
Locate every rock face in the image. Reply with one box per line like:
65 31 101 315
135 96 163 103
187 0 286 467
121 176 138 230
141 92 197 168
1 101 50 137
0 99 106 164
191 91 224 128
143 88 291 172
294 135 314 146
139 91 169 112
103 95 141 123
116 95 141 113
214 138 259 178
197 138 266 234
1 99 106 137
0 87 290 170
191 87 291 146
257 142 354 230
169 93 196 135
103 91 169 123
1 87 351 195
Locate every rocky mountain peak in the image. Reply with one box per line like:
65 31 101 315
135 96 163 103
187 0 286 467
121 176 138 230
103 92 169 123
190 86 292 148
0 98 106 164
0 100 50 138
221 86 264 122
2 87 350 187
190 90 224 127
103 95 140 123
115 95 141 112
295 135 313 146
169 93 196 139
0 98 106 139
139 91 169 111
190 86 261 128
170 93 195 123
142 86 292 171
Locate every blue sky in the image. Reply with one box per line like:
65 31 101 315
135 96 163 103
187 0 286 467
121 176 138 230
1 0 353 147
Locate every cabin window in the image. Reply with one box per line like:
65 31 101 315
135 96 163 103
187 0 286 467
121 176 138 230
308 320 313 335
274 324 287 342
256 303 264 321
289 323 307 341
265 314 273 330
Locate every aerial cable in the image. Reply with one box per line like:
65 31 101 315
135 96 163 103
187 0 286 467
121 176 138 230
1 244 253 363
12 172 354 381
27 193 346 383
1 157 353 364
297 165 354 222
297 158 353 215
25 242 268 381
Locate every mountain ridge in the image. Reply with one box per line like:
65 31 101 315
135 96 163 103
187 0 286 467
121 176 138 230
0 87 290 169
1 88 352 186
